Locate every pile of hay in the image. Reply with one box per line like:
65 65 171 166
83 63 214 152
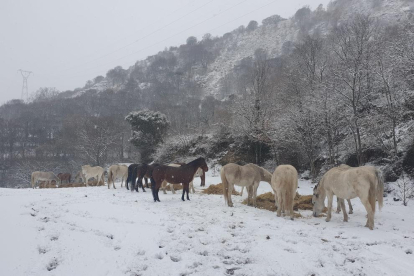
203 183 240 195
241 192 315 216
58 183 87 188
164 184 183 191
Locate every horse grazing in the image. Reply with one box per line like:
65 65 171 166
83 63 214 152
150 157 209 202
221 163 272 207
81 165 105 187
57 173 71 184
31 171 60 189
271 165 298 220
162 163 204 194
107 164 128 189
126 163 148 192
312 165 384 230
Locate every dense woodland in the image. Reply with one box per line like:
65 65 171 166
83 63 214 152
1 0 414 187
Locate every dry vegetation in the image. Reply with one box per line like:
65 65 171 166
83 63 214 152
164 184 183 191
240 192 320 218
202 183 240 195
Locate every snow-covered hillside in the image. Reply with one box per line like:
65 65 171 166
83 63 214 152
1 176 414 276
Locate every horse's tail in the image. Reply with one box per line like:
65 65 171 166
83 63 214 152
220 167 229 206
375 168 384 211
284 172 297 217
31 173 35 189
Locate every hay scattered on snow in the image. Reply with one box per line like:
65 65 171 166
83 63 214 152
164 184 183 191
203 183 240 195
241 192 317 218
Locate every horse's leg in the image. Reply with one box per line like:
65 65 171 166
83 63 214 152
247 186 253 206
139 177 146 192
181 184 186 201
339 198 348 222
145 177 149 188
274 192 278 211
171 183 176 194
185 183 190 201
240 186 244 197
336 197 341 214
361 198 374 230
151 182 157 202
156 187 161 202
347 199 353 214
227 184 234 207
200 172 205 187
253 182 260 207
162 181 168 194
325 191 334 222
190 180 195 194
276 190 283 217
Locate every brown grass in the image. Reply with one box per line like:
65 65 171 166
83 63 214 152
241 192 318 218
202 183 240 195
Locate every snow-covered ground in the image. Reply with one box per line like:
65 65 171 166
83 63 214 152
1 175 414 276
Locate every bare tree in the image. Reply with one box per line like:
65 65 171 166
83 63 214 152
233 49 275 164
330 14 379 165
395 174 414 206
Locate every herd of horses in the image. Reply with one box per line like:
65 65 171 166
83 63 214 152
30 158 384 230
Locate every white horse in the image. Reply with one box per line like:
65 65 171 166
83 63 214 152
31 171 60 189
107 164 128 189
81 165 105 187
161 164 202 194
221 163 272 207
312 165 384 230
271 165 298 220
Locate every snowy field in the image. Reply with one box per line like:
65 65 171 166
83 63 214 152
1 175 414 276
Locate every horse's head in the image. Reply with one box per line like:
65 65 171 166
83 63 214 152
312 181 325 217
198 158 209 173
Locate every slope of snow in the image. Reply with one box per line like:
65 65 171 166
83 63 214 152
1 176 414 276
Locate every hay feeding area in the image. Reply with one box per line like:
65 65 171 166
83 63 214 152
164 184 183 191
241 192 316 217
203 183 240 195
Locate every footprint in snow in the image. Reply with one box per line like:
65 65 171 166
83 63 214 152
46 258 59 271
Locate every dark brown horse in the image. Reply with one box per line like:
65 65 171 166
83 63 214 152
144 163 161 188
150 157 208 202
126 163 148 192
171 162 205 187
57 173 71 184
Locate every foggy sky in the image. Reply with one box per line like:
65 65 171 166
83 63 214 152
0 0 331 104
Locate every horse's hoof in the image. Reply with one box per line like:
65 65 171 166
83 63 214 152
182 199 185 201
325 218 331 222
157 199 160 202
344 218 348 222
349 211 353 214
335 210 340 214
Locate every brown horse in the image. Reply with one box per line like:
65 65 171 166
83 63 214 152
144 163 161 188
57 173 71 184
126 163 148 192
150 157 209 202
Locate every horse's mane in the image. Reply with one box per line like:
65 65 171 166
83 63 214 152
184 157 205 167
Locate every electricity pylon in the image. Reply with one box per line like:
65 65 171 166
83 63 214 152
18 69 33 101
